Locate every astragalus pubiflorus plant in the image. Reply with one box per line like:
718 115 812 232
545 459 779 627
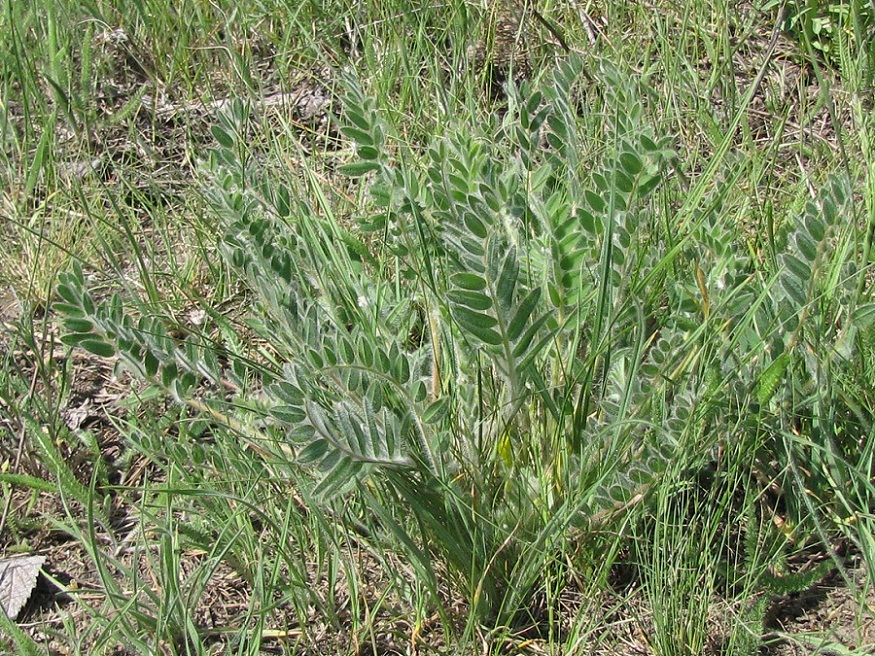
56 54 875 628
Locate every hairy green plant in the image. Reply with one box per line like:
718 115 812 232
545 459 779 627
55 55 679 621
54 49 873 632
205 56 704 621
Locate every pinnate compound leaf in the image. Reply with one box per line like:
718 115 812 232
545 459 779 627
144 350 159 377
796 232 819 261
636 173 662 198
585 190 605 213
357 145 380 160
639 134 658 152
782 276 808 307
614 169 633 193
514 316 556 370
298 438 329 464
337 401 371 459
161 362 179 388
346 109 371 132
462 212 488 239
0 473 56 493
0 555 46 620
806 216 826 241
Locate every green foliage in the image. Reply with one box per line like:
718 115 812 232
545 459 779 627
0 608 48 656
54 49 874 628
777 0 875 84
